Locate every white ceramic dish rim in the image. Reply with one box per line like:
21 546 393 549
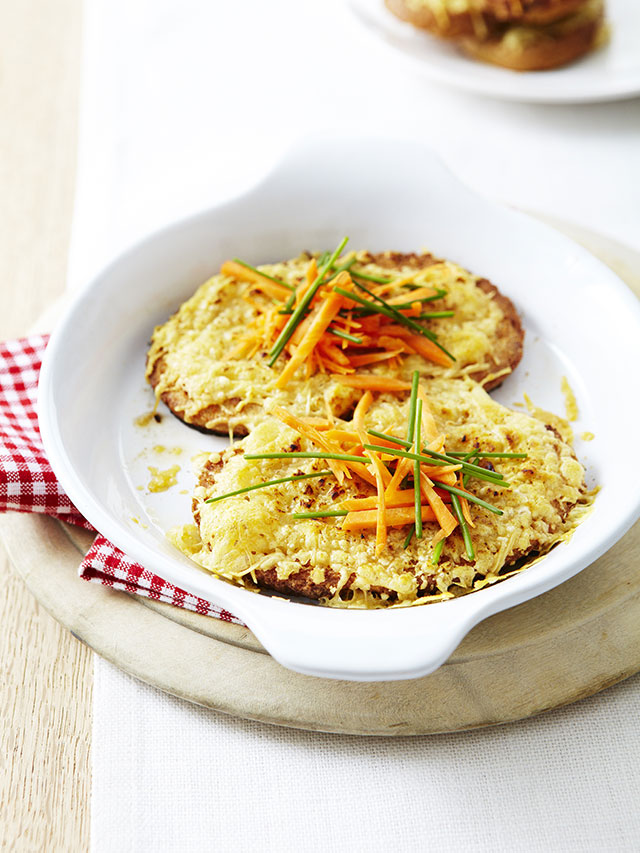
345 0 640 104
38 137 640 682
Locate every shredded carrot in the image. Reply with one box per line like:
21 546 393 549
457 473 475 528
276 293 345 388
417 385 439 442
343 506 437 531
341 490 417 511
403 335 454 368
384 456 413 498
331 375 412 392
221 261 292 301
420 472 458 536
272 406 348 483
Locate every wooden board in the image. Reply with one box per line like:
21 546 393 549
2 224 639 736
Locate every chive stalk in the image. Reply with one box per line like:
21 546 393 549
403 525 416 549
431 538 445 565
327 327 363 344
292 510 348 519
348 278 455 360
363 444 506 485
232 258 294 290
414 398 423 539
204 470 333 504
451 494 475 560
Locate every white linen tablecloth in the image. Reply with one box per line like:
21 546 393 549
71 1 640 849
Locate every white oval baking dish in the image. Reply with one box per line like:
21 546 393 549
39 137 640 681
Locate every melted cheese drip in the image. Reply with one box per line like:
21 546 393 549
561 376 579 422
174 377 592 608
147 465 180 493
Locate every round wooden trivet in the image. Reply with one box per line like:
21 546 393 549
2 223 639 736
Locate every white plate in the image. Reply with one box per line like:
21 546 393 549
39 137 640 681
346 0 640 103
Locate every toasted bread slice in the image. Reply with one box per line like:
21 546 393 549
147 251 524 437
459 0 604 70
176 381 590 608
384 0 587 39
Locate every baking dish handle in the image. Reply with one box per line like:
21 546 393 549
231 594 482 682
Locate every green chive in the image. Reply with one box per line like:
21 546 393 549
418 446 508 481
204 470 333 504
292 510 348 519
244 451 372 464
403 525 416 549
231 258 294 290
363 443 506 485
417 311 455 320
349 268 395 284
327 327 363 344
451 494 475 560
367 429 411 449
406 370 420 446
431 538 445 565
349 279 456 361
433 481 503 516
414 398 423 540
447 451 528 459
268 236 349 366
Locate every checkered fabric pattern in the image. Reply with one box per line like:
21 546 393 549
0 335 239 624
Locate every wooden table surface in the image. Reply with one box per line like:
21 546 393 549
0 1 90 849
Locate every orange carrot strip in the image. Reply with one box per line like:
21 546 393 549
276 292 345 388
457 474 475 529
416 385 439 443
325 429 361 444
376 336 412 352
298 417 333 429
353 391 374 430
342 461 378 488
272 406 347 483
341 490 417 511
220 261 292 301
319 341 351 366
420 472 458 536
384 456 412 498
403 335 454 368
318 359 353 375
343 506 436 531
352 388 388 553
331 375 411 392
429 469 459 486
348 350 402 368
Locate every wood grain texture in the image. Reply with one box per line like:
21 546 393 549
0 0 89 850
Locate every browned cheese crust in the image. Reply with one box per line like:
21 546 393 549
148 251 524 437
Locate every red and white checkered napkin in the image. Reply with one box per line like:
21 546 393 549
0 335 239 624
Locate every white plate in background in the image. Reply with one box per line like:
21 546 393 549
346 0 640 103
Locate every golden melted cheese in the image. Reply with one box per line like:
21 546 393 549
172 378 592 608
147 465 180 493
147 252 509 434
